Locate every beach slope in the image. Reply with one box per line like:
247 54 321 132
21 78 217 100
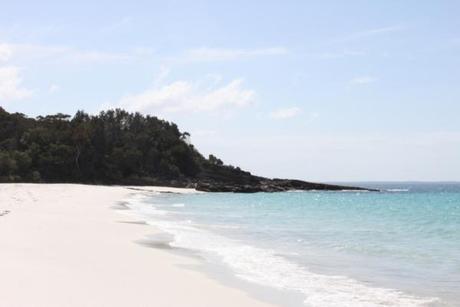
0 184 276 307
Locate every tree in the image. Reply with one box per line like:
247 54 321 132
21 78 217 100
208 154 223 166
0 107 254 186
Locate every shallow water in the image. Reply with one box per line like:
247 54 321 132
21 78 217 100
125 183 460 306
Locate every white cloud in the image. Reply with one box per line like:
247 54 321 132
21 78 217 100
270 106 301 119
338 26 404 42
3 42 133 64
0 44 13 62
358 26 403 36
183 47 288 61
68 50 131 63
0 66 32 101
152 66 171 86
3 41 285 65
349 76 377 85
117 78 256 113
315 50 366 59
48 83 60 93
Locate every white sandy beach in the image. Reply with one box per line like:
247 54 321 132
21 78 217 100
0 184 276 307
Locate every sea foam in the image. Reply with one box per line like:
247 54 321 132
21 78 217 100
125 194 437 307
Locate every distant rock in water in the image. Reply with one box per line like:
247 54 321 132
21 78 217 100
0 107 375 193
195 179 377 193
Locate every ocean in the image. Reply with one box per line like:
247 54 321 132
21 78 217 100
124 183 460 306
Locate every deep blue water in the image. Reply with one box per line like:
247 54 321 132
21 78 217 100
125 183 460 306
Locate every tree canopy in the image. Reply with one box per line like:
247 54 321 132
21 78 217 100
0 107 254 186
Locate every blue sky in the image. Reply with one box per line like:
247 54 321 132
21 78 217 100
1 1 459 181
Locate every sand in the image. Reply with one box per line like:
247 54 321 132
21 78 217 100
0 184 276 307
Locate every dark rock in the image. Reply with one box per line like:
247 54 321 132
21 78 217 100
194 178 378 193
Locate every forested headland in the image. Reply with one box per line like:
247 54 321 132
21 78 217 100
0 107 372 192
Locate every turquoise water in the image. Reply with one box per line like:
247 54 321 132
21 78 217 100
126 183 460 306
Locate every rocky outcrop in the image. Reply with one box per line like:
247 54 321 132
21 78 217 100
194 178 378 193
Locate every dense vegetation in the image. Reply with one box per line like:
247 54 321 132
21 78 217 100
0 107 255 187
0 107 372 192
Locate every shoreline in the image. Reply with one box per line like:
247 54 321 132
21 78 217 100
126 186 443 307
0 183 278 307
119 188 307 307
